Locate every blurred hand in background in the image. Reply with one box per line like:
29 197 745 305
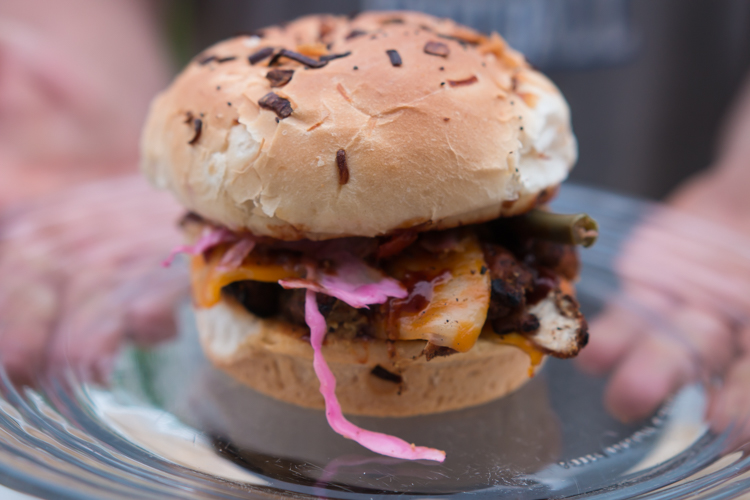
0 178 185 384
578 74 750 440
0 0 169 206
0 0 183 383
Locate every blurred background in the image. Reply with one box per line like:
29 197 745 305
2 0 749 203
1 5 750 498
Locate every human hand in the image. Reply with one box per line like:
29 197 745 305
0 0 169 207
577 170 750 439
0 175 188 385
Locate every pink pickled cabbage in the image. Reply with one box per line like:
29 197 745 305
279 253 407 308
218 238 256 270
284 255 445 461
162 226 237 267
167 221 445 460
304 289 446 462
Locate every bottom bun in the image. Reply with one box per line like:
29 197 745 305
195 296 541 417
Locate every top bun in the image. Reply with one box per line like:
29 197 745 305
141 11 576 240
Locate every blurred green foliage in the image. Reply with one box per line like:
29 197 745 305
164 0 198 69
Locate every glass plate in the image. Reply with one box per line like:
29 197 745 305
0 179 749 499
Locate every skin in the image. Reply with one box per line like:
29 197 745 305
0 0 178 383
577 76 750 440
0 179 186 384
0 0 170 206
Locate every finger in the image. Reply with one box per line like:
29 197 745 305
605 305 733 422
605 336 694 422
44 267 128 382
707 356 750 439
577 305 644 375
124 266 188 345
619 249 750 324
0 277 60 386
634 215 750 279
618 215 750 322
0 175 180 242
46 296 126 384
739 324 750 355
1 179 182 271
667 306 735 376
577 284 676 375
0 324 51 386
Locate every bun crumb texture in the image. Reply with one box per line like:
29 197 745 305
141 11 576 240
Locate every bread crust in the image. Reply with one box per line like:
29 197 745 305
141 11 576 240
196 296 539 417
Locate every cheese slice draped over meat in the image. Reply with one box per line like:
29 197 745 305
191 246 303 308
188 231 493 352
384 231 491 352
183 228 592 368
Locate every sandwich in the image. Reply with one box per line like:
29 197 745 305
141 11 595 462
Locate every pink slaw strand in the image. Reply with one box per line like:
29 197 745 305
168 223 444 460
218 237 256 270
304 289 446 462
162 226 237 267
279 254 408 308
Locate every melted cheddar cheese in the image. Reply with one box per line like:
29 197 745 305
190 246 303 308
385 232 491 352
481 325 545 377
189 233 492 353
497 333 545 377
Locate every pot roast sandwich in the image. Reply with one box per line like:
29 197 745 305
141 11 596 462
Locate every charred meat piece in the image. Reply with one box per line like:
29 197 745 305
278 288 307 326
222 281 281 318
321 297 377 340
523 239 580 281
526 290 589 358
483 244 534 320
482 241 587 358
278 288 377 340
491 278 523 309
492 311 540 336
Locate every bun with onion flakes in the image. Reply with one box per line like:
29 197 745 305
142 11 593 462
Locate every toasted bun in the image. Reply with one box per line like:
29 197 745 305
141 11 576 240
196 296 538 417
196 298 530 417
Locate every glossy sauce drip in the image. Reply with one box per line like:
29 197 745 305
385 269 451 338
392 270 451 313
397 283 431 314
383 231 491 351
